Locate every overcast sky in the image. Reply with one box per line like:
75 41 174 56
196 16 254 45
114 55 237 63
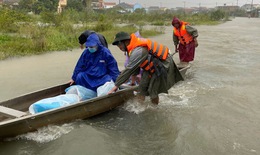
108 0 259 8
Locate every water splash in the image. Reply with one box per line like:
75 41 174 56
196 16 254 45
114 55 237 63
123 98 158 114
14 123 76 143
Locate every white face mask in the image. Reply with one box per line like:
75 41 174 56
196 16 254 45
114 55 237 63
88 47 97 53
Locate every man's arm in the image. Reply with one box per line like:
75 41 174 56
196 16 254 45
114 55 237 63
115 47 148 87
172 33 179 52
186 25 199 47
186 25 198 38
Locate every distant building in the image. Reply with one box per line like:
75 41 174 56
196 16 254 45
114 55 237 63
175 7 184 11
103 2 116 9
241 4 260 12
199 7 208 12
216 5 239 12
189 7 208 14
92 0 104 10
160 7 168 11
57 0 67 13
114 2 134 13
147 6 160 12
241 4 260 17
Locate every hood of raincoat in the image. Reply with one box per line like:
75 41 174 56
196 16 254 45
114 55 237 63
85 33 102 48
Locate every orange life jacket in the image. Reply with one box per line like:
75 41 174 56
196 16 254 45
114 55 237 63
173 21 193 45
126 33 169 74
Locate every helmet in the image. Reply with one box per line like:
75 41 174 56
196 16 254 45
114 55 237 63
112 31 130 45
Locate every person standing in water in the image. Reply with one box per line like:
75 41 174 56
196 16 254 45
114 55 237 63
172 17 199 68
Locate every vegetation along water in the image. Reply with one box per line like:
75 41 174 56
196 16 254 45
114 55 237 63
0 1 246 60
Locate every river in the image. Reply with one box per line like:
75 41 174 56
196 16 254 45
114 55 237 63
0 17 259 155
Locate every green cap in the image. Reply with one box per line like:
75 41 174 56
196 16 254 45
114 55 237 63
112 31 130 45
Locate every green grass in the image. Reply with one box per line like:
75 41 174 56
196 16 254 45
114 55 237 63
0 25 163 60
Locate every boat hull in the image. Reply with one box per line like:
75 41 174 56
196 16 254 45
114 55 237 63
0 85 136 139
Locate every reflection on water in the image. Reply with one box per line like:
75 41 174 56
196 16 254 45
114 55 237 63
0 17 260 155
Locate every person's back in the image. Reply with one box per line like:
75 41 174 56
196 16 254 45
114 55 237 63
78 30 108 49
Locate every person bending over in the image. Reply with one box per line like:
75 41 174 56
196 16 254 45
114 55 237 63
108 32 183 104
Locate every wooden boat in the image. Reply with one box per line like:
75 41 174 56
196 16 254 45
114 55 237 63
0 66 190 140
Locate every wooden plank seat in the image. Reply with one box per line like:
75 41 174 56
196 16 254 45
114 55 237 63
0 106 27 118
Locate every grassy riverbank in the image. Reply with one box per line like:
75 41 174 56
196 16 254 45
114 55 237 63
0 7 228 60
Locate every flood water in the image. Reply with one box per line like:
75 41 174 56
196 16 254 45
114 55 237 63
0 17 259 155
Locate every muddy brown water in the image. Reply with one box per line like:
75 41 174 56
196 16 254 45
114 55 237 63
0 17 259 155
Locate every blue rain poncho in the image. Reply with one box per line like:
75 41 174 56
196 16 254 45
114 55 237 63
72 33 120 92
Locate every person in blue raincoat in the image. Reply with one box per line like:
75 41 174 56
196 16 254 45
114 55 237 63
69 33 120 96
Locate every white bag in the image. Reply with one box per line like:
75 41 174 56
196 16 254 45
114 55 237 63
65 85 97 101
97 80 115 97
29 94 80 114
